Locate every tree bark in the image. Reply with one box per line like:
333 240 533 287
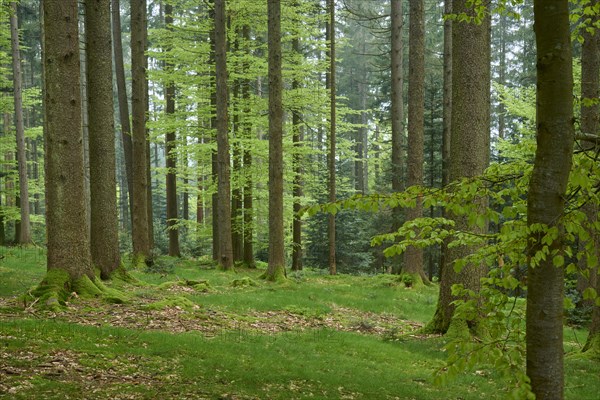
86 0 120 278
403 0 428 285
327 0 336 275
526 1 574 397
427 0 490 333
214 0 233 271
131 0 151 265
164 2 180 257
242 26 255 268
292 35 303 272
265 0 285 281
10 2 32 245
43 0 93 280
111 0 134 229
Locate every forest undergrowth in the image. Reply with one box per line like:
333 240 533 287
0 247 598 399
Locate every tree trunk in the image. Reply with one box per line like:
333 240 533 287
164 2 180 257
131 0 151 265
242 25 255 268
214 0 233 271
327 0 336 275
265 0 285 281
111 0 134 226
292 35 303 272
403 0 428 285
10 2 31 245
43 0 93 280
526 1 574 397
86 0 120 278
578 0 600 356
209 4 219 262
231 71 243 263
427 0 490 334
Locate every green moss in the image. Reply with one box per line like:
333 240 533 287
158 279 212 292
260 266 287 282
580 333 600 359
144 296 197 311
231 277 258 288
26 268 71 310
131 253 148 270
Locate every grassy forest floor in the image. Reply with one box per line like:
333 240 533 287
0 247 598 399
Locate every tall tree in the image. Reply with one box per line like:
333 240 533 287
242 25 255 268
43 0 93 282
580 0 600 355
86 0 120 278
9 1 31 245
111 0 134 229
291 34 303 272
265 0 285 281
390 0 404 274
214 0 233 270
403 0 428 284
327 0 336 275
131 0 151 266
164 1 180 257
427 0 490 333
526 1 574 397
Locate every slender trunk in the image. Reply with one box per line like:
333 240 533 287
164 2 180 257
214 0 233 270
327 0 336 275
111 0 134 224
242 26 255 268
10 2 31 245
292 35 303 271
526 1 574 397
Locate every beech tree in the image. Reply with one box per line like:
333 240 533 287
526 1 574 397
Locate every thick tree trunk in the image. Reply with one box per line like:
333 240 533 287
526 1 574 397
86 0 120 278
43 0 93 280
327 0 336 275
214 0 233 271
403 0 428 285
164 2 180 257
131 0 151 265
111 0 134 227
428 0 490 333
265 0 285 281
10 2 32 245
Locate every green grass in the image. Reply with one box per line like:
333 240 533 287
0 247 598 399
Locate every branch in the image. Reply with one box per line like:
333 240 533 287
575 133 600 144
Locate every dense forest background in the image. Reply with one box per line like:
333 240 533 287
0 1 598 399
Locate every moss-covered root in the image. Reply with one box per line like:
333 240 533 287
580 333 600 360
109 262 142 285
26 270 129 310
260 265 287 282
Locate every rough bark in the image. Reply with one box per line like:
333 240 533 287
214 0 233 271
164 2 180 257
242 26 255 268
403 0 428 284
86 0 120 278
427 0 490 333
111 0 133 228
10 2 32 245
131 0 151 265
327 0 336 275
526 1 574 397
43 0 93 280
265 0 285 281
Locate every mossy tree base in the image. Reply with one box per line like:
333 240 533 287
581 333 600 359
260 265 287 282
26 269 129 310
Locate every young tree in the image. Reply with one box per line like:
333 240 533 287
214 0 233 270
112 0 133 227
526 1 574 397
42 0 93 285
291 34 303 272
427 0 490 334
265 0 285 281
9 1 31 245
390 0 404 273
86 0 120 278
403 0 428 284
164 2 180 257
327 0 336 275
131 0 151 266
